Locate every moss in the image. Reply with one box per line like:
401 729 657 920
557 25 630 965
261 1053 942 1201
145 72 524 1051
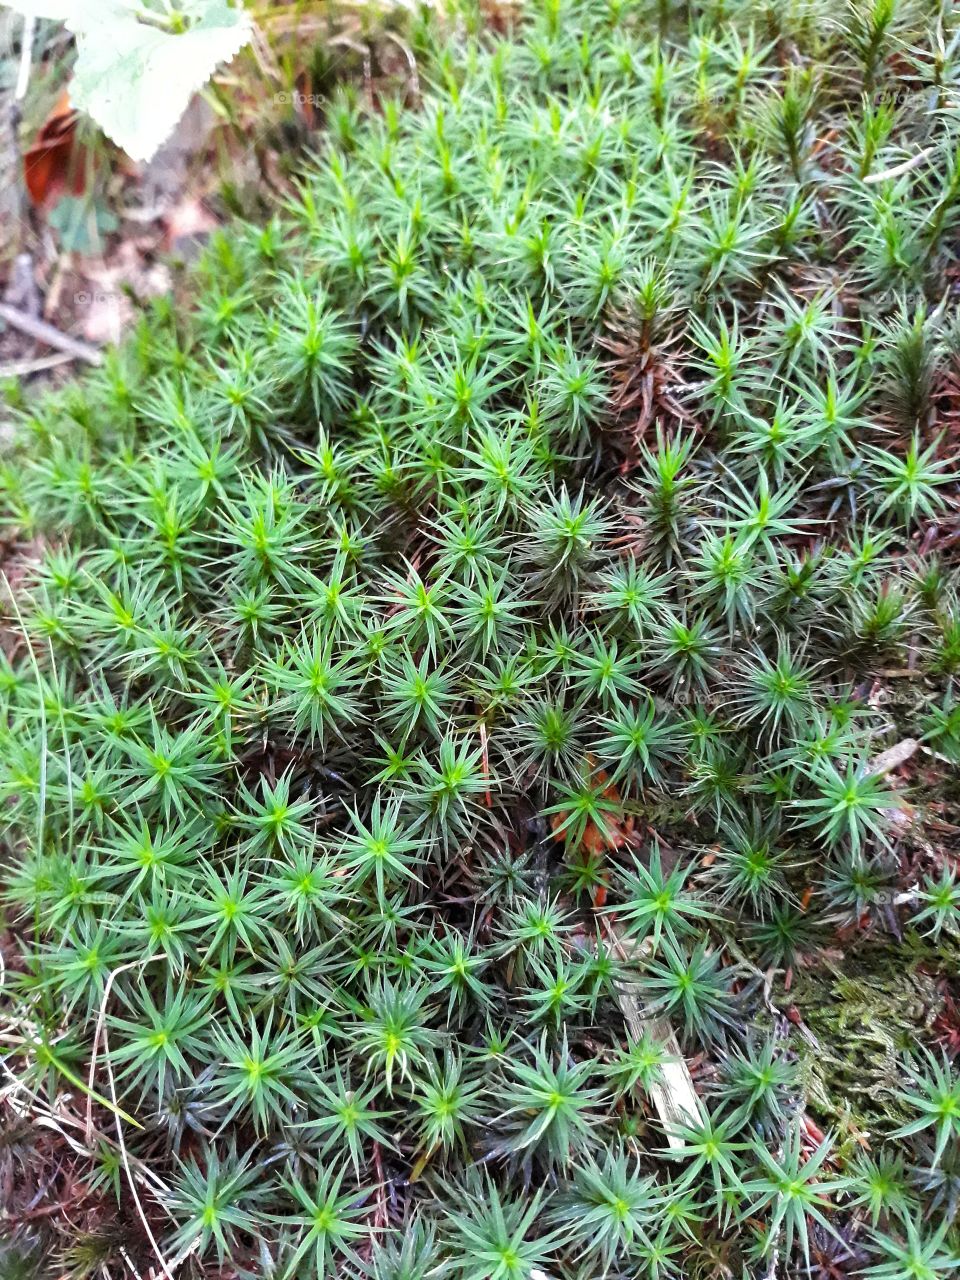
2 0 960 1274
792 937 957 1137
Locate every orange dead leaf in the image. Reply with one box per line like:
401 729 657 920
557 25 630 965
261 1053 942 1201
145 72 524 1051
549 757 634 858
23 89 90 209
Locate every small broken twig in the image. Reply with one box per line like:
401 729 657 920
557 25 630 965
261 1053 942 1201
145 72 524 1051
0 302 102 366
15 15 36 102
608 930 701 1147
863 147 935 184
0 351 75 379
868 738 919 777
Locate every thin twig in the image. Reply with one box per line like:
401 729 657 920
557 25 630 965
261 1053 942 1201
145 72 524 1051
248 19 282 83
604 926 701 1146
868 737 919 777
383 30 421 105
3 1190 82 1223
863 146 935 184
15 15 35 102
86 955 161 1144
102 1006 177 1280
159 1234 201 1280
1 572 47 909
0 351 75 378
479 721 492 807
0 302 103 366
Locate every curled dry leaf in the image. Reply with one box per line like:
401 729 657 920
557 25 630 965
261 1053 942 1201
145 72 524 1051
23 88 89 208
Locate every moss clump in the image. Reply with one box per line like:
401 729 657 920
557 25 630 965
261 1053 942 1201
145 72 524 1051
2 0 960 1276
792 945 949 1135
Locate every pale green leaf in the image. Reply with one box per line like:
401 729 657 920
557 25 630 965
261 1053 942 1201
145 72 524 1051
2 0 85 17
4 0 252 163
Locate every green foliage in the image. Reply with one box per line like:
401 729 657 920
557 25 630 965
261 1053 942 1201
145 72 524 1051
2 0 960 1275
